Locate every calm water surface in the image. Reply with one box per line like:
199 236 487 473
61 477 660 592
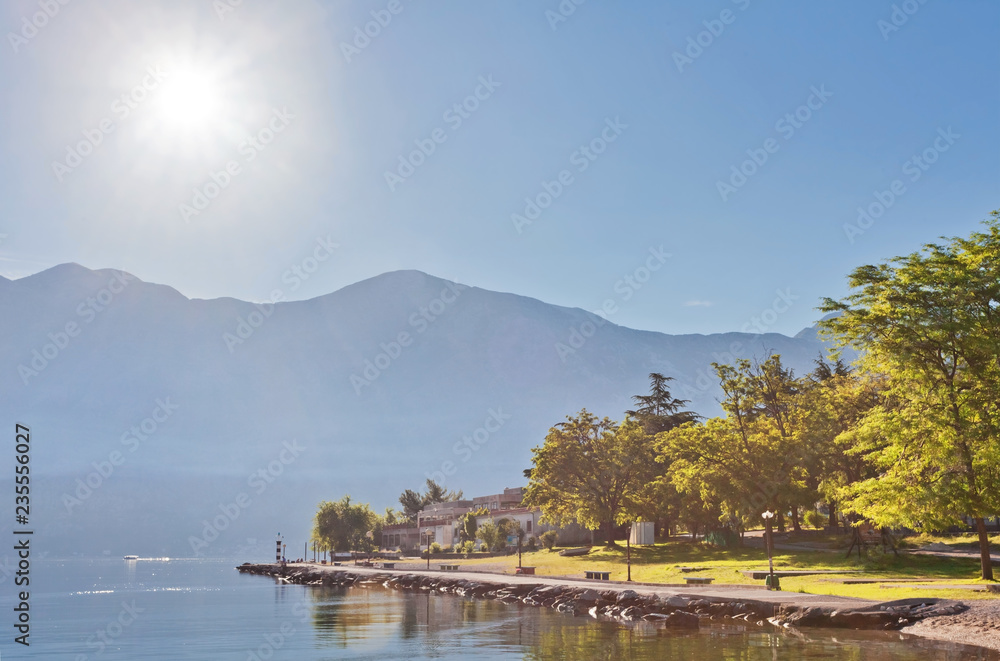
1 558 996 660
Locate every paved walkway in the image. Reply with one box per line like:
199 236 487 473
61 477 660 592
290 561 875 611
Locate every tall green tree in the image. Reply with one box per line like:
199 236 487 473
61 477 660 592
820 212 1000 579
524 410 659 545
658 356 812 536
312 495 381 553
398 479 464 521
627 372 700 435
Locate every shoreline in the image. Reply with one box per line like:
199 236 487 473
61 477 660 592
237 562 998 652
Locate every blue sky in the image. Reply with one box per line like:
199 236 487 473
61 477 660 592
0 0 996 336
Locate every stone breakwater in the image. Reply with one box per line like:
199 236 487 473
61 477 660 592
236 563 967 631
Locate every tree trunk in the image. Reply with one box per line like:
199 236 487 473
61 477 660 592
975 517 994 581
605 520 615 547
776 509 785 533
791 507 801 532
828 501 838 531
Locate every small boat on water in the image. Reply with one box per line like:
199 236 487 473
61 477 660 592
123 555 139 560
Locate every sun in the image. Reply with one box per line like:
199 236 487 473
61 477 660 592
152 67 221 131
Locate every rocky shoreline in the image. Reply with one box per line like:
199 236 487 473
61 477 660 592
236 562 968 633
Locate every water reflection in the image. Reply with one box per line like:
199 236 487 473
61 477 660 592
292 585 997 660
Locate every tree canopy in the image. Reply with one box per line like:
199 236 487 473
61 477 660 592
820 212 1000 579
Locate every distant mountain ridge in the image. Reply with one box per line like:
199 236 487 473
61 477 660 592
0 264 834 555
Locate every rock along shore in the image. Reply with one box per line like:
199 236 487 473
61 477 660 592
236 562 967 632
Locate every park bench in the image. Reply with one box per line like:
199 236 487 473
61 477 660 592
584 571 610 580
439 564 460 571
515 566 536 575
380 562 396 569
683 577 714 586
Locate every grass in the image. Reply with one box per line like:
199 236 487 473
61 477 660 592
454 540 999 601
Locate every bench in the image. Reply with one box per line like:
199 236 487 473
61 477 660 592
439 564 460 571
515 566 536 575
380 562 395 569
683 577 714 585
584 571 610 580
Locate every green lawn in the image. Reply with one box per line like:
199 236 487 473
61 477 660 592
453 541 998 601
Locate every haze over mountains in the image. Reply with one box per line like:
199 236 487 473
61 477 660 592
0 264 836 557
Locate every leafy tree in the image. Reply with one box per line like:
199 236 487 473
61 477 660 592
398 479 464 521
627 373 700 435
797 360 884 529
398 489 425 521
539 530 558 550
820 213 1000 579
476 519 504 552
458 510 482 543
658 356 812 538
524 410 660 546
312 495 380 553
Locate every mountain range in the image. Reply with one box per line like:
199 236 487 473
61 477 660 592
0 264 836 556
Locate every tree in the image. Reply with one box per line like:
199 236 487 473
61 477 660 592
820 213 1000 579
627 372 700 435
312 495 380 553
658 356 812 538
458 508 487 543
797 358 884 530
524 410 660 546
476 519 505 552
398 479 464 521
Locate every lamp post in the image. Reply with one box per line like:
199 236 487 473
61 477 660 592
626 522 633 582
762 511 778 590
425 529 433 570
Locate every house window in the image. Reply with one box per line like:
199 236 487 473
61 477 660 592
526 520 532 533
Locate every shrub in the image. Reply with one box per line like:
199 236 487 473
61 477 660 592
480 543 489 553
458 540 475 554
525 536 537 551
540 530 558 551
429 542 443 555
803 511 827 529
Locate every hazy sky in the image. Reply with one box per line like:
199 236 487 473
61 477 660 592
1 0 996 336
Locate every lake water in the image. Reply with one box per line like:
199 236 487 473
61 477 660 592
2 557 996 660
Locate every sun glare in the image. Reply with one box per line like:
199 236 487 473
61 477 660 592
154 67 220 130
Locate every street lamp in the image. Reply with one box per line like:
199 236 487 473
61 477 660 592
762 511 778 590
626 521 633 582
424 529 433 570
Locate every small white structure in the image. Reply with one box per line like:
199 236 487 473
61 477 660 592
629 522 654 545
